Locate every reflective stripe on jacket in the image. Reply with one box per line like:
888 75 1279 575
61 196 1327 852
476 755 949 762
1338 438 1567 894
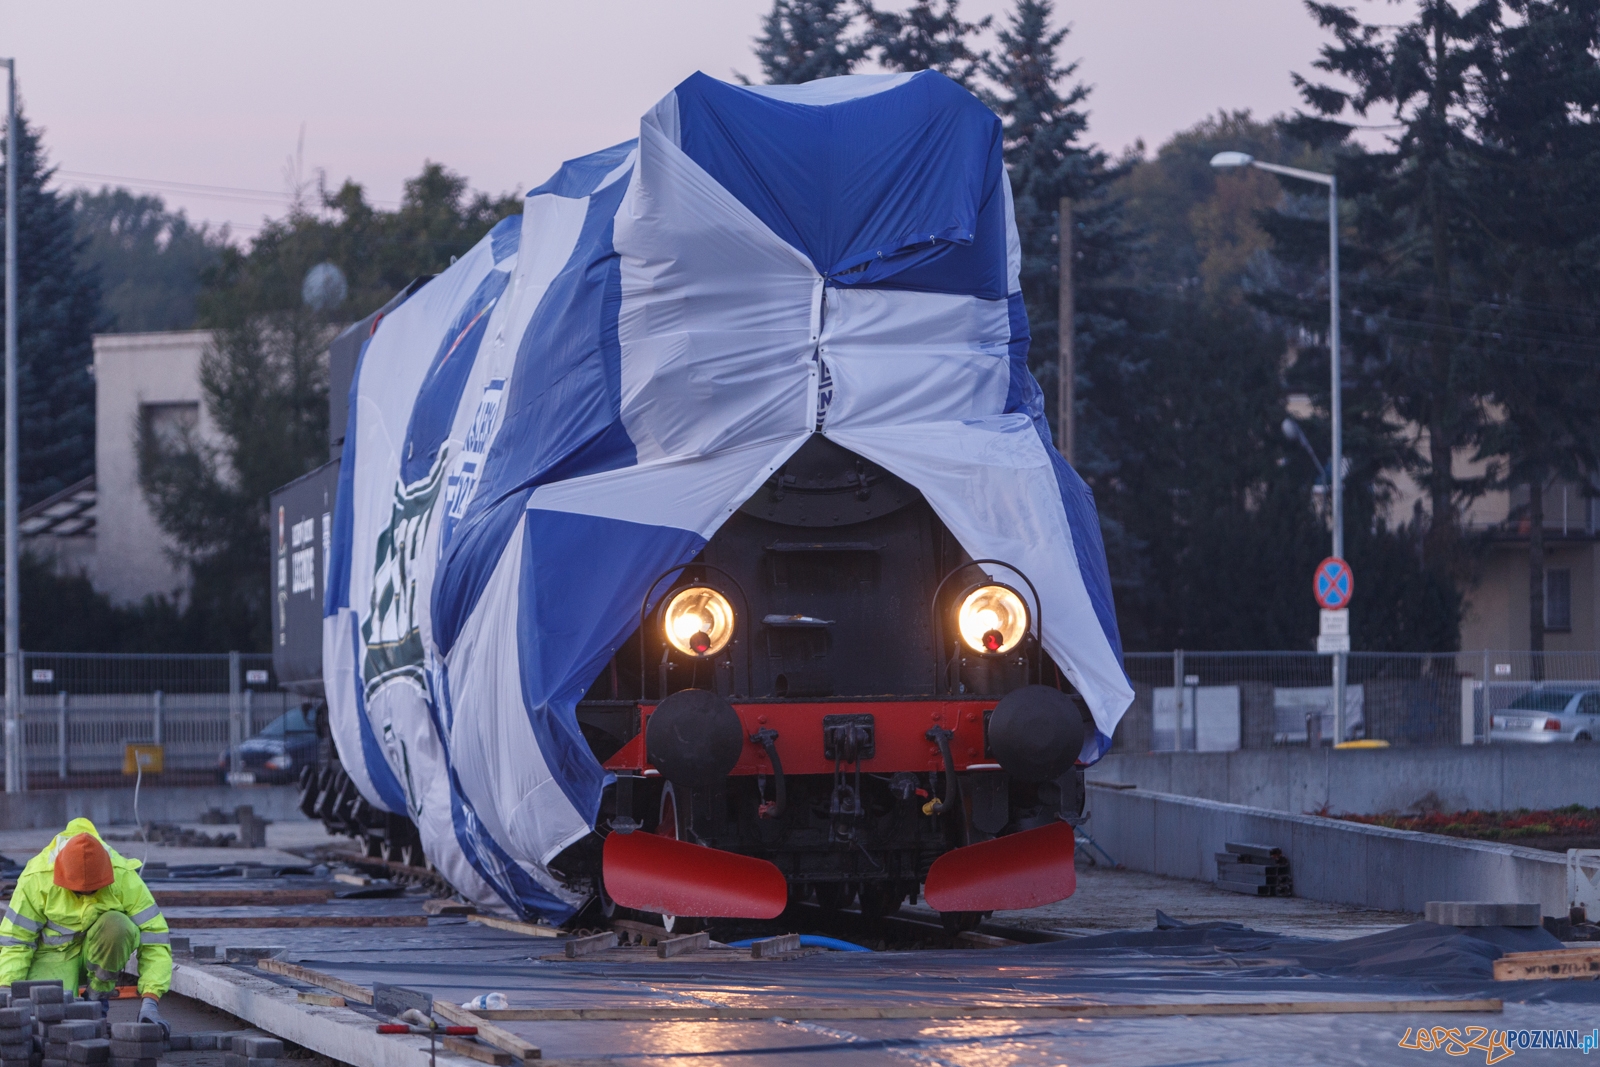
0 818 172 996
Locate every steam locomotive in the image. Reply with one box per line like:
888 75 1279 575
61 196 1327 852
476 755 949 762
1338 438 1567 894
277 288 1093 931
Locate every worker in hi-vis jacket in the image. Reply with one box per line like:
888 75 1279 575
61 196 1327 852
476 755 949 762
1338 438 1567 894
0 819 171 1033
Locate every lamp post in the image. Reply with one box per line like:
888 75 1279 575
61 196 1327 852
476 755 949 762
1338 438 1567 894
1212 151 1346 743
3 59 17 793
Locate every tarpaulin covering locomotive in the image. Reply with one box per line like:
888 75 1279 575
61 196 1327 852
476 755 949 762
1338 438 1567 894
307 70 1132 925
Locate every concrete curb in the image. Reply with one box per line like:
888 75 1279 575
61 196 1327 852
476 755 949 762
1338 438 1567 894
1087 747 1600 816
0 785 304 830
172 963 476 1067
1086 784 1568 916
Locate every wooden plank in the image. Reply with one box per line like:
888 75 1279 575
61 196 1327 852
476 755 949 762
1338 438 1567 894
657 932 709 959
255 959 375 1005
473 998 1502 1023
435 999 541 1062
154 890 334 907
297 992 347 1008
334 873 372 886
750 933 799 959
1492 947 1600 981
564 932 618 959
168 915 427 928
440 1037 511 1066
466 915 562 939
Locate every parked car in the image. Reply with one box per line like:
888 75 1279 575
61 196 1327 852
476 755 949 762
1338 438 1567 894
1488 688 1600 744
216 704 321 782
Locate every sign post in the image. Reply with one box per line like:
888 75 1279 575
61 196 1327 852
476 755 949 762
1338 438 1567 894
1313 558 1353 743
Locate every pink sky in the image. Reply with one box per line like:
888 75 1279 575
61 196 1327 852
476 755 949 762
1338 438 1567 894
8 0 1355 238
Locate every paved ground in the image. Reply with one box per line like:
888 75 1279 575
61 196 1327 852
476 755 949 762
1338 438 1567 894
974 862 1419 941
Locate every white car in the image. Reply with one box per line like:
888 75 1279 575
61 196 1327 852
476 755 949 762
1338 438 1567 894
1489 688 1600 743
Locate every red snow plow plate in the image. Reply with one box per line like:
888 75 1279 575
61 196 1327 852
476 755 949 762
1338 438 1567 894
603 830 788 919
923 820 1077 913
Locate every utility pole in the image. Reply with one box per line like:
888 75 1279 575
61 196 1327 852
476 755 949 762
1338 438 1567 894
1057 198 1074 464
4 59 18 794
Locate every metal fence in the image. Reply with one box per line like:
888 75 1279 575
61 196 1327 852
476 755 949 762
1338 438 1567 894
1113 650 1600 752
5 652 294 789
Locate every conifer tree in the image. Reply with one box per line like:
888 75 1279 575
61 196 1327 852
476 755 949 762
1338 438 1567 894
0 109 100 507
982 0 1115 442
860 0 990 87
754 0 868 84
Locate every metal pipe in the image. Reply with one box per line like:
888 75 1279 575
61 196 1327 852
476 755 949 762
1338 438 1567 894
152 689 163 745
3 61 17 794
1329 174 1345 745
55 690 64 780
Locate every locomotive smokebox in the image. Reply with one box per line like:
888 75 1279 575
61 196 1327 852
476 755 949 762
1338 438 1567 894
646 689 745 788
987 685 1087 783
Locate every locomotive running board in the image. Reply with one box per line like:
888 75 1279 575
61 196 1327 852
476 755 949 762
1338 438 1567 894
603 830 788 920
923 821 1077 913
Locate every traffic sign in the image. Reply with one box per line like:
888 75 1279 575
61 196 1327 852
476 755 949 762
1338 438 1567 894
1313 557 1353 610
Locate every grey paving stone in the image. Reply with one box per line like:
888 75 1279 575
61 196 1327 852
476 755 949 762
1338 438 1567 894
234 1037 280 1059
64 1041 108 1065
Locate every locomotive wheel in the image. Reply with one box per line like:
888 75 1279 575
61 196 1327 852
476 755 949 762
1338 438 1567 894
652 784 684 933
858 882 903 920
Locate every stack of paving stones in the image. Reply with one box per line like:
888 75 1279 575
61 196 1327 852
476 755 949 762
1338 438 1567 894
221 1034 283 1067
0 991 36 1067
107 1024 164 1067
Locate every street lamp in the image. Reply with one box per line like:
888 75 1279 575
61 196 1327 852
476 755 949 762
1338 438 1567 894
1213 150 1347 743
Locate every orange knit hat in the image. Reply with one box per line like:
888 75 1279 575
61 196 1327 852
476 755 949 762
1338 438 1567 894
53 833 113 893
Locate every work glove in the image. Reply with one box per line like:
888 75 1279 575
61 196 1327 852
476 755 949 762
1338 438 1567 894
138 996 170 1040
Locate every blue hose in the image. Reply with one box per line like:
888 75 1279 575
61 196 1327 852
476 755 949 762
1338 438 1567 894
724 934 872 952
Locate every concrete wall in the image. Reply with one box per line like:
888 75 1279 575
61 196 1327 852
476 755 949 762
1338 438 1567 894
0 784 303 830
1087 785 1569 916
1087 745 1600 815
91 330 218 606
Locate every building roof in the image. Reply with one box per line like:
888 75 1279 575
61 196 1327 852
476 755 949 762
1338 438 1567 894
19 476 95 538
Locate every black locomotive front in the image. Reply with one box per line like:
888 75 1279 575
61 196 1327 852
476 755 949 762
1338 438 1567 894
570 432 1092 929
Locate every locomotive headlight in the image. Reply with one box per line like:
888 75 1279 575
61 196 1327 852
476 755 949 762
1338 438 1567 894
663 586 735 657
958 584 1028 654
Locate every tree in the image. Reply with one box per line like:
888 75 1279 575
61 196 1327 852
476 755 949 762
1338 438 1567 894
753 0 868 84
859 0 990 87
72 189 225 332
1290 0 1500 575
139 162 517 651
0 109 100 507
1465 0 1600 657
983 0 1117 441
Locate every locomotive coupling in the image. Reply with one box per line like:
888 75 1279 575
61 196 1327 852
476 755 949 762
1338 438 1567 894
986 684 1087 783
645 688 745 788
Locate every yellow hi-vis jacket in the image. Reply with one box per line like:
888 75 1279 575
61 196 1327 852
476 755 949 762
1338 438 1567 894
0 818 172 996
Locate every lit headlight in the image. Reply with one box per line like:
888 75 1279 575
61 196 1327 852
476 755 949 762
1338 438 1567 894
958 584 1028 654
663 586 735 657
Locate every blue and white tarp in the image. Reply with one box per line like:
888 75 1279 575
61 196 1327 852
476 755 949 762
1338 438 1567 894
323 70 1134 921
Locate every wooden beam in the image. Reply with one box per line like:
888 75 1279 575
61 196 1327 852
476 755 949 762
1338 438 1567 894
434 999 541 1062
466 915 561 939
656 932 708 959
440 1037 511 1066
297 993 346 1008
1493 947 1600 981
608 919 670 945
472 998 1501 1022
154 890 333 907
749 934 799 960
423 899 477 916
169 915 427 929
564 932 617 959
255 960 374 1005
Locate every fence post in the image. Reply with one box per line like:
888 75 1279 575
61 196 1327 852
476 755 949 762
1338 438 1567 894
1172 649 1185 752
56 691 65 781
228 651 242 779
244 688 254 739
152 689 163 746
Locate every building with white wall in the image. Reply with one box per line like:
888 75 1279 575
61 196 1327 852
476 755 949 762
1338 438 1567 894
21 330 219 606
